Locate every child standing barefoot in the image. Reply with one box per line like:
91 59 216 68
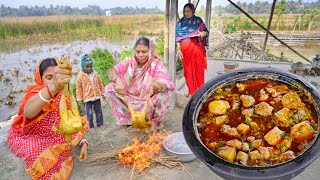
76 54 106 131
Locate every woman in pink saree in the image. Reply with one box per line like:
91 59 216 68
105 37 175 133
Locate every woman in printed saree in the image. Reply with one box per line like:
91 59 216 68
105 37 175 133
7 58 88 180
176 3 209 97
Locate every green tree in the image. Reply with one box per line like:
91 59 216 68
275 0 287 31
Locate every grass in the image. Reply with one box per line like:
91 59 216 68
1 13 318 41
0 15 164 40
0 14 164 52
211 14 320 33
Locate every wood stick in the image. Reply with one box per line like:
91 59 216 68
130 163 136 180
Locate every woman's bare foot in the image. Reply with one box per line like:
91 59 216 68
150 122 163 136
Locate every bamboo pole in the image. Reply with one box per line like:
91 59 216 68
205 0 212 33
205 0 212 57
262 0 277 52
164 0 170 68
168 0 178 109
192 0 200 10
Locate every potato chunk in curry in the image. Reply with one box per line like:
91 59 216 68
208 100 230 115
281 91 304 109
274 108 295 127
264 127 285 146
291 121 316 142
217 146 237 162
213 115 228 126
236 123 251 134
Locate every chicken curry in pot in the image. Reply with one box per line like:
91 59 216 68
197 79 318 166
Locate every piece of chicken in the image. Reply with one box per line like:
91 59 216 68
240 95 255 107
54 57 84 142
265 85 288 98
280 151 295 161
254 102 273 117
294 109 310 121
126 95 152 134
221 124 239 137
236 151 249 165
259 89 269 101
237 83 246 92
242 108 254 117
226 139 242 150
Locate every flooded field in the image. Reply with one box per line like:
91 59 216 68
267 44 320 63
0 34 318 123
0 38 132 122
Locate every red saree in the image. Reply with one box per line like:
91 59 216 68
7 61 87 179
180 38 207 95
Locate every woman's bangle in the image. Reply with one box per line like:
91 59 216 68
79 139 89 148
46 85 54 99
39 90 50 103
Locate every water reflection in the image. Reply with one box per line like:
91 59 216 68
0 38 130 122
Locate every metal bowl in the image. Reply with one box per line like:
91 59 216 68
163 132 196 162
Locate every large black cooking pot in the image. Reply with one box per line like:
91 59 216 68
182 67 320 180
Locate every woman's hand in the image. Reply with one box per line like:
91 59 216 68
176 43 183 61
115 78 126 96
151 122 163 135
102 95 107 101
78 143 88 161
152 81 167 94
51 63 72 92
176 50 183 61
199 31 207 37
77 101 83 107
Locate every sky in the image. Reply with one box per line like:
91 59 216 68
0 0 318 10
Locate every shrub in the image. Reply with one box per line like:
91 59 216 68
119 49 133 61
155 35 164 58
91 48 116 85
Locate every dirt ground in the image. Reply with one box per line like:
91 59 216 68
0 100 319 180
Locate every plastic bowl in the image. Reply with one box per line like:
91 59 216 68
163 132 196 162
